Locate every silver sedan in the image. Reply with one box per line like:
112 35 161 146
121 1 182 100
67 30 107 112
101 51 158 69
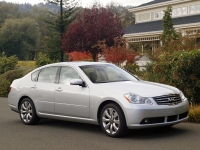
8 62 189 137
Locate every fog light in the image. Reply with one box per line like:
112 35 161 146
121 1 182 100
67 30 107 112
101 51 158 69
144 119 149 123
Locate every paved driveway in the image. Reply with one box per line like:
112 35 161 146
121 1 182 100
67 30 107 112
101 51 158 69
1 98 200 150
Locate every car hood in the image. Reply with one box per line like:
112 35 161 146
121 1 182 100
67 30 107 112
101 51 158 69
95 80 180 98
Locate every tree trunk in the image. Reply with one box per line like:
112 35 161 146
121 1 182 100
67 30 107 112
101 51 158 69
60 0 64 62
92 52 97 62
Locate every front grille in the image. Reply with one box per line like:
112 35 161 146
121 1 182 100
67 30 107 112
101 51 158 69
153 94 182 105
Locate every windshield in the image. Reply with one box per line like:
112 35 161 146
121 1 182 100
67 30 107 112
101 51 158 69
80 64 138 83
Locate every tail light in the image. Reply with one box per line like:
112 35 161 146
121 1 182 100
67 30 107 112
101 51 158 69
10 87 12 92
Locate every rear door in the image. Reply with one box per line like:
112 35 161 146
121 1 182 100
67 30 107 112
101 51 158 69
30 66 59 114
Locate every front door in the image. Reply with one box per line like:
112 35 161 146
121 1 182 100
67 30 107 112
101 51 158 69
54 66 90 118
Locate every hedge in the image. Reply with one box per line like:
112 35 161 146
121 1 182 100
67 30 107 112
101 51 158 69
141 50 200 104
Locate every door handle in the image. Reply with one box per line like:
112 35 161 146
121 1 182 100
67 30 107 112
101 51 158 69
55 88 63 92
31 85 37 89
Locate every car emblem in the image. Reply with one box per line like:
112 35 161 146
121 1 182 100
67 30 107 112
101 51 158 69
168 98 174 102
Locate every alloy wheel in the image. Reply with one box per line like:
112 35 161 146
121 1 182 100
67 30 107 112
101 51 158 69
102 108 120 135
20 101 33 123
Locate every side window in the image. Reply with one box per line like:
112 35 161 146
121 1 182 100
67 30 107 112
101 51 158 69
38 67 58 83
59 66 81 85
31 70 40 81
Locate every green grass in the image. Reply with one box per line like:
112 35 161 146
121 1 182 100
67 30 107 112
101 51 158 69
17 61 36 67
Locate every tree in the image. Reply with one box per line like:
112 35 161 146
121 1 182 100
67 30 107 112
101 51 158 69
0 2 19 26
161 5 179 47
0 18 39 60
109 3 135 27
100 38 137 66
68 52 92 61
43 0 78 62
62 4 124 61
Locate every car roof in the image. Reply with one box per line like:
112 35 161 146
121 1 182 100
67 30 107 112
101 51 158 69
40 61 111 68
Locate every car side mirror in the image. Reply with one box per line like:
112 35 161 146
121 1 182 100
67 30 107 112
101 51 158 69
70 79 86 87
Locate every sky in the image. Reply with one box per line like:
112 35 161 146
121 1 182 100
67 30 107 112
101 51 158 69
1 0 151 7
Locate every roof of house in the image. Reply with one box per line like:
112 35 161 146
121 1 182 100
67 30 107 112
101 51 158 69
137 0 171 8
124 14 200 34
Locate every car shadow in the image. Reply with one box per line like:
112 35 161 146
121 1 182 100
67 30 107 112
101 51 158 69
39 119 103 134
39 119 190 139
125 125 189 139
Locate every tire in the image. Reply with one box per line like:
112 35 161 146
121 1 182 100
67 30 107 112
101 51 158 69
100 103 128 138
19 98 40 125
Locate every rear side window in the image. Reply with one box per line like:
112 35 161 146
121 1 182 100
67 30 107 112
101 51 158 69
38 67 59 83
31 70 40 81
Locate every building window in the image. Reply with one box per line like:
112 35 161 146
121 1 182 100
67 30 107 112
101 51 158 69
155 11 164 19
155 11 160 18
177 8 182 15
138 13 150 21
160 11 164 17
172 9 176 16
182 7 187 14
197 5 200 12
190 5 196 14
172 6 189 16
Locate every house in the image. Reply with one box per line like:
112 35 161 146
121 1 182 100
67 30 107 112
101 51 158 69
124 0 200 54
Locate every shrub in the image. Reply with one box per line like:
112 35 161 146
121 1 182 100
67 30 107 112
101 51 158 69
0 79 10 97
0 52 18 74
188 104 200 123
36 52 52 67
0 67 35 97
140 50 200 104
69 52 92 61
124 64 139 75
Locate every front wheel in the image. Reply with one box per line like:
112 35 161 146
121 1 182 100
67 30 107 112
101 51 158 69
100 103 128 138
19 98 40 125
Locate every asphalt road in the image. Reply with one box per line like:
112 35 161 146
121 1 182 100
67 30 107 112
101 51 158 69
1 98 200 150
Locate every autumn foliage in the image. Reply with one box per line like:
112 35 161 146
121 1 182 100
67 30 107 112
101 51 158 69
99 38 137 66
68 52 92 61
62 4 124 61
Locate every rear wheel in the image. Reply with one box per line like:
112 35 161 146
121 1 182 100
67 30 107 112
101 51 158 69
19 98 40 125
100 103 127 138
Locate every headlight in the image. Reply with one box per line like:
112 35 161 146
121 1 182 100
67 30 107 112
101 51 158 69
180 91 186 101
124 93 153 105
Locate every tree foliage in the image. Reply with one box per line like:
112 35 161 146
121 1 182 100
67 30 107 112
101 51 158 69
161 5 178 48
147 50 200 104
0 52 18 74
98 38 137 66
154 31 200 58
36 52 53 67
43 0 78 62
69 52 92 61
109 4 135 27
0 2 19 26
0 18 39 60
62 4 124 61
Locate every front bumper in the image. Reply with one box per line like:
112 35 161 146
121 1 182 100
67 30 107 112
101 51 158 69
9 104 19 113
125 100 189 129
